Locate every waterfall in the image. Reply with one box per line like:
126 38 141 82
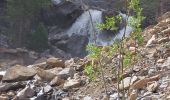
116 13 133 39
66 9 102 42
66 9 133 46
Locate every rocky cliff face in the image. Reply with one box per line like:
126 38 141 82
43 0 170 58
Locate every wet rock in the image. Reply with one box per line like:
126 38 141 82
147 81 159 92
50 76 65 86
2 65 36 82
63 79 80 89
0 82 25 92
58 67 76 79
119 76 138 90
47 57 65 68
36 68 56 82
17 85 35 99
65 34 88 57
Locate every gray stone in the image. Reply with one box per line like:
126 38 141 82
17 85 35 99
0 82 25 92
58 67 76 79
46 67 63 75
36 68 56 82
147 81 159 92
119 76 138 90
162 57 170 69
46 57 65 68
110 93 123 100
83 96 93 100
51 0 64 5
63 79 80 89
2 65 36 82
50 76 65 86
43 85 52 93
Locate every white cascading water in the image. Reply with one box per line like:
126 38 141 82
66 9 133 46
66 9 102 43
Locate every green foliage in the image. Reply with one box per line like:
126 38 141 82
123 50 133 67
108 42 119 56
86 44 102 58
84 65 96 81
128 0 145 45
98 15 122 32
27 23 48 52
129 0 145 30
85 1 146 96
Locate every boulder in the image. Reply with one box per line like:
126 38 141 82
157 59 165 63
50 76 65 86
42 1 83 27
46 57 65 68
147 81 159 92
0 82 25 92
130 75 160 90
119 76 138 90
63 79 80 89
2 65 36 82
17 85 35 99
36 68 56 82
46 67 63 75
146 35 156 47
58 67 76 79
